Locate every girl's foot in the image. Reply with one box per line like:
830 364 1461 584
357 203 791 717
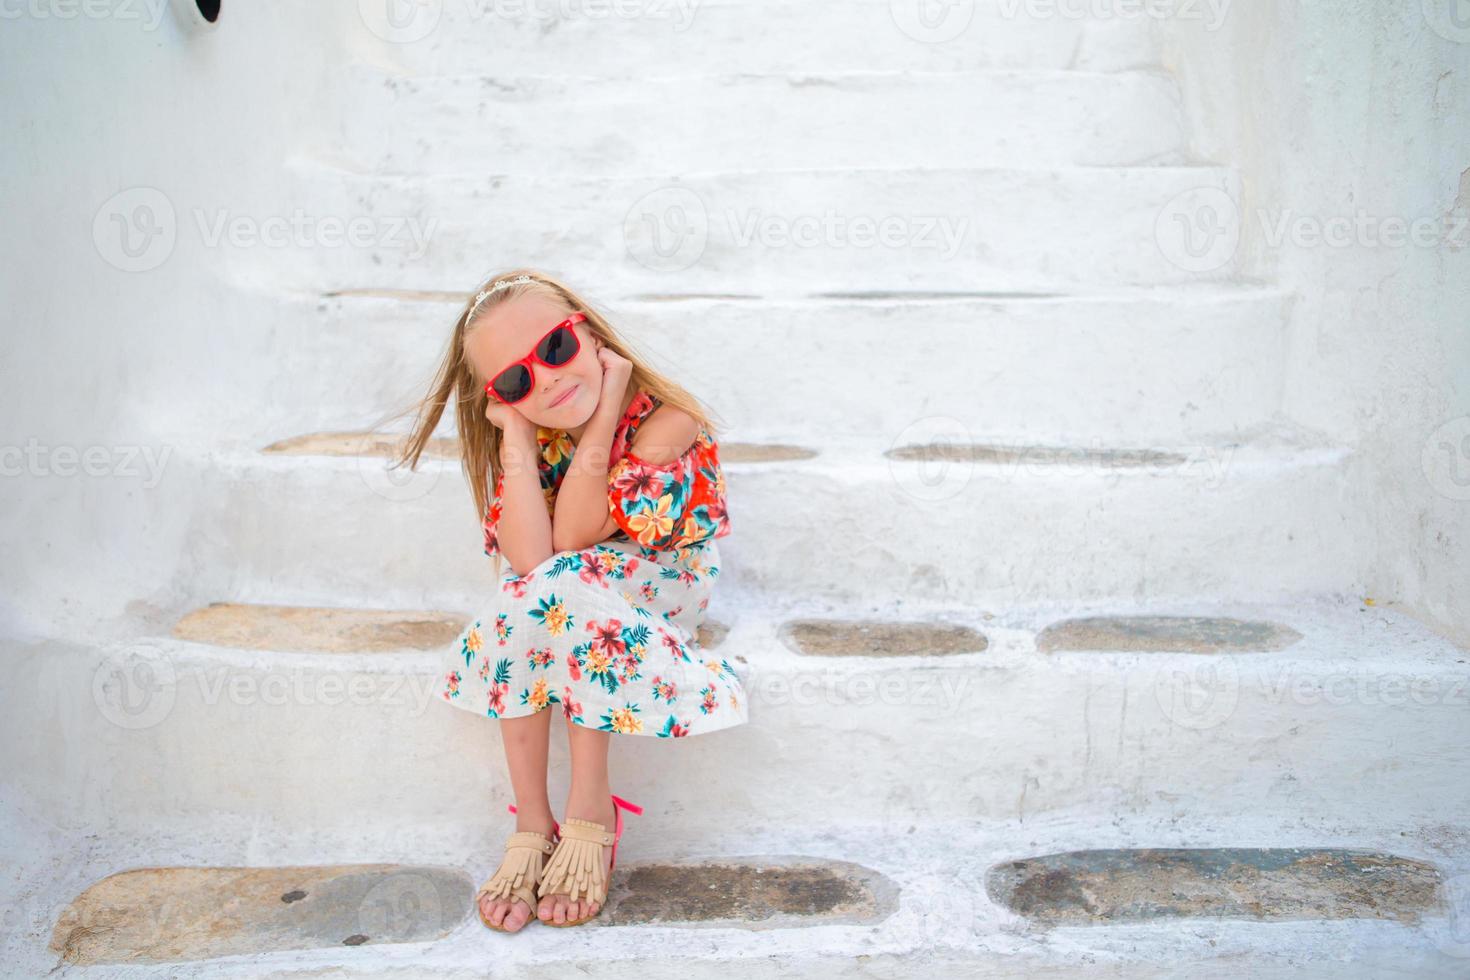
536 795 617 925
479 812 557 932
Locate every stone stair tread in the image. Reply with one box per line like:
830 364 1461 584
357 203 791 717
13 818 1465 976
121 593 1470 674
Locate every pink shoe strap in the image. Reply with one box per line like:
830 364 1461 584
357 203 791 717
611 794 643 815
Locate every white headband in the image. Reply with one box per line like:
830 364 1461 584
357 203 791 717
470 274 535 312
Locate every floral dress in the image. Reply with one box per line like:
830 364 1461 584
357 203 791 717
436 388 747 737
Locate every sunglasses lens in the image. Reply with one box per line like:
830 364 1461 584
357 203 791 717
490 364 532 404
537 325 580 367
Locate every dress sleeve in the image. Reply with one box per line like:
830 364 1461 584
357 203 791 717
482 470 506 559
606 425 731 551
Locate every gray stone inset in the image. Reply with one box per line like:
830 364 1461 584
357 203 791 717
601 857 898 928
173 603 467 653
987 848 1442 926
718 443 818 463
262 431 458 461
50 864 473 965
695 619 729 650
885 443 1189 466
1036 615 1303 653
779 619 987 657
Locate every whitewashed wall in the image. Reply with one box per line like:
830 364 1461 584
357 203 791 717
1158 2 1470 645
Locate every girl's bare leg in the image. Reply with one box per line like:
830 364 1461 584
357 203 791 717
479 708 555 932
537 715 617 925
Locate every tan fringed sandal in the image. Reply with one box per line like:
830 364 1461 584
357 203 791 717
476 803 560 933
535 793 643 927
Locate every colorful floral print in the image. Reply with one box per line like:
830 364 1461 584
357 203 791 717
482 389 731 563
438 390 745 738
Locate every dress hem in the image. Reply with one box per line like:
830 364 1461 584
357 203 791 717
435 687 749 738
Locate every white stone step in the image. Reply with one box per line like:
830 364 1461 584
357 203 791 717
9 807 1466 976
172 427 1357 611
246 161 1243 295
361 0 1164 77
6 597 1467 851
208 285 1292 451
9 820 1466 975
331 66 1186 175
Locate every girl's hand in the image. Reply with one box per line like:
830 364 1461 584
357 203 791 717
591 337 633 418
484 394 536 441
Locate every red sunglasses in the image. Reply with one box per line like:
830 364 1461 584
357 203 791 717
483 312 587 405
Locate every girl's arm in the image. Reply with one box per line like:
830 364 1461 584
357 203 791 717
494 416 555 578
551 346 633 552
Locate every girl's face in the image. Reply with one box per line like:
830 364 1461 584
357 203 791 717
465 293 602 427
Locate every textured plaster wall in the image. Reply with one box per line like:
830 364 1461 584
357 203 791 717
0 5 357 636
1160 2 1470 645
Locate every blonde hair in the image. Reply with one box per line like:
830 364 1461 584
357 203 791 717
391 267 721 582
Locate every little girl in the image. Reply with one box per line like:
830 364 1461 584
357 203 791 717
398 269 747 932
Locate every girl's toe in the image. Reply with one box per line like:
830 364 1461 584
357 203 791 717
504 900 531 931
